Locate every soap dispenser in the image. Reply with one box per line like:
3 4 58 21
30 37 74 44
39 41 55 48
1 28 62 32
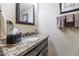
0 6 7 46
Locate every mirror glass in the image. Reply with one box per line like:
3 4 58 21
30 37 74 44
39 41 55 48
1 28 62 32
16 3 35 25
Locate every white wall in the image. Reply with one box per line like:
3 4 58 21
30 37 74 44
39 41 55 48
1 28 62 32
38 3 79 56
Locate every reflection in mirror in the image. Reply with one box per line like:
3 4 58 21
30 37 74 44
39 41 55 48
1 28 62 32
16 3 35 25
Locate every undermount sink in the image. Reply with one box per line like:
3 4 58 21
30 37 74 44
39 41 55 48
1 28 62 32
22 37 39 44
26 37 39 41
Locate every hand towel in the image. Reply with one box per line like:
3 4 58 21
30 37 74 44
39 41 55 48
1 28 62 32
74 13 79 27
66 14 73 22
57 16 65 28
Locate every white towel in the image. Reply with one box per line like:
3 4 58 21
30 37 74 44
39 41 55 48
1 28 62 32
66 14 73 22
57 16 65 28
74 13 79 27
57 16 61 27
61 16 65 28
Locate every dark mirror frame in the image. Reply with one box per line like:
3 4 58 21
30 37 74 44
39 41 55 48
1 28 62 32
16 3 35 25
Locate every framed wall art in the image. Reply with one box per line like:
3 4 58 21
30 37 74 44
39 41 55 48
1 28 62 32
60 3 79 14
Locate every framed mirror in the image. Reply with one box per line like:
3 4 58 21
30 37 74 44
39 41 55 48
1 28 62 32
16 3 35 25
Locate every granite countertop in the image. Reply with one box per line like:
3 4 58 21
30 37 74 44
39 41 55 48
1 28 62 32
0 34 48 56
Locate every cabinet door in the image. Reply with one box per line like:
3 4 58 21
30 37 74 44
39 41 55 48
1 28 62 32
36 39 48 56
35 39 48 52
24 48 37 56
43 45 48 56
38 50 43 56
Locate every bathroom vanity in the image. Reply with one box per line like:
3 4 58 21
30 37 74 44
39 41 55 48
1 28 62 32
23 35 48 56
0 34 48 56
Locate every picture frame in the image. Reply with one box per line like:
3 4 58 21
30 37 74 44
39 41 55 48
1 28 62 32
60 3 79 14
